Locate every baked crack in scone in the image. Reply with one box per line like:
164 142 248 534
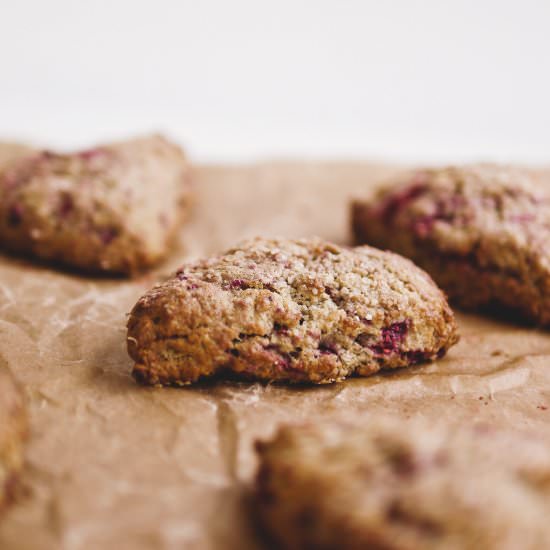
127 237 458 385
0 368 27 517
352 164 550 325
0 135 191 275
255 419 550 550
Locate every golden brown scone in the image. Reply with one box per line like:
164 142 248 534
352 164 550 325
0 368 27 516
0 134 191 275
255 419 550 550
127 237 458 385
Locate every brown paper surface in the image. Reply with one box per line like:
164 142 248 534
1 162 550 549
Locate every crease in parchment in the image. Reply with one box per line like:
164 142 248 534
216 399 239 482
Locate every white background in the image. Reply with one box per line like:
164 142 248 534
1 0 549 163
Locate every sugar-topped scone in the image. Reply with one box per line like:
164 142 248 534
0 368 27 516
0 135 191 275
352 164 550 325
127 237 458 385
255 419 550 550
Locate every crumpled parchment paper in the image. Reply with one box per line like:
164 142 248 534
1 161 550 549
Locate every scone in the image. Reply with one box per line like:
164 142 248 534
0 368 27 516
0 135 191 275
127 237 458 385
352 164 550 325
255 419 550 550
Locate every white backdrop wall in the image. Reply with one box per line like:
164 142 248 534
1 0 549 163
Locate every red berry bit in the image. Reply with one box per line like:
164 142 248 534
7 204 23 226
267 346 291 369
412 216 436 238
57 194 74 218
379 182 428 224
176 272 199 289
273 322 289 334
318 341 338 355
411 195 468 237
78 148 105 161
98 227 119 245
229 279 248 290
508 213 535 224
369 321 409 356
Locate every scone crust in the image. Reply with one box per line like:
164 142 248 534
352 164 550 324
255 419 550 550
0 134 191 275
127 237 458 385
0 368 27 516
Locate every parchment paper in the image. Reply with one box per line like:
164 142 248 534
1 161 550 549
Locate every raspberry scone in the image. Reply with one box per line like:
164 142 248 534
0 135 191 275
352 164 550 325
255 419 550 550
127 237 458 385
0 368 27 516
